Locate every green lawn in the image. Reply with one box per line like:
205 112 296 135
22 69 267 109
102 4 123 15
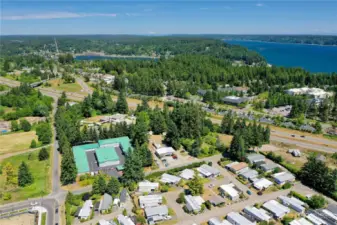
41 212 47 225
48 79 83 93
0 148 51 204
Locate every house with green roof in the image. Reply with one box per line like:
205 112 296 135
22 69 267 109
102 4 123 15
72 136 132 174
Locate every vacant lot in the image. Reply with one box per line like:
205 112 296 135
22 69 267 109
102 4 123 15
0 148 51 203
0 131 38 155
48 78 83 93
218 134 233 147
0 213 36 225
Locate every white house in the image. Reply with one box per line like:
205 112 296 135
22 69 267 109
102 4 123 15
306 213 327 225
227 212 256 225
289 218 313 225
263 200 290 219
208 217 233 225
145 205 169 224
180 169 195 180
185 195 205 213
219 183 240 201
197 164 220 178
138 181 159 193
244 206 271 222
78 200 93 220
155 147 175 158
139 195 163 208
117 215 135 225
253 178 273 190
278 196 306 213
160 173 181 184
273 172 295 185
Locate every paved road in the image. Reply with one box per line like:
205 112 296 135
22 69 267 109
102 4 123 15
76 77 93 95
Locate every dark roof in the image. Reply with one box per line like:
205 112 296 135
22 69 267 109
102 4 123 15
120 188 127 202
94 202 100 210
74 207 82 217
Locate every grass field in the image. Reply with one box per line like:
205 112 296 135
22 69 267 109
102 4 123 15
0 148 51 203
0 131 38 155
0 213 35 225
47 79 83 93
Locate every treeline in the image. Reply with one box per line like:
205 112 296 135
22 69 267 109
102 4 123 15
222 35 337 46
0 84 53 120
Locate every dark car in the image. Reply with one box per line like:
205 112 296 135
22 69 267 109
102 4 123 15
55 208 58 213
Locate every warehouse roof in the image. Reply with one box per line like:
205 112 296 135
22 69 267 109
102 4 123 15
96 147 120 164
98 136 132 154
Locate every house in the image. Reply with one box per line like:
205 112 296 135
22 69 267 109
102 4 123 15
253 178 273 190
227 212 256 225
316 154 326 162
139 195 163 208
197 89 208 96
99 193 112 213
272 172 295 185
263 200 290 219
160 173 181 184
327 204 337 216
259 118 274 125
281 122 296 129
290 218 314 225
244 206 271 222
117 215 135 225
246 154 265 165
197 164 220 178
322 209 337 222
226 162 249 174
155 147 175 158
208 217 233 225
278 196 306 213
300 125 316 133
138 181 159 193
180 169 195 180
306 213 327 225
99 220 116 225
78 200 93 220
145 205 169 224
222 96 248 105
260 163 279 173
120 189 129 207
239 169 258 180
208 196 225 206
219 183 240 201
185 195 204 213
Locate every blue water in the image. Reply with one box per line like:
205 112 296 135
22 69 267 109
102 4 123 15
225 40 337 73
75 55 156 61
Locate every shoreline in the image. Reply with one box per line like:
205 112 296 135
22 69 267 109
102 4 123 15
223 39 337 47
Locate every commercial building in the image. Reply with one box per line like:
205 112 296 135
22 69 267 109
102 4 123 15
263 200 290 219
117 215 135 225
197 164 220 178
145 205 169 224
285 87 333 99
244 206 271 222
99 193 112 213
272 172 295 185
246 154 265 165
78 200 93 220
219 183 240 201
290 218 313 225
139 195 162 208
160 173 181 184
138 181 159 193
222 96 249 105
226 162 249 174
185 195 205 213
227 212 256 225
72 137 132 174
278 196 306 213
155 147 175 158
179 169 195 180
253 178 273 190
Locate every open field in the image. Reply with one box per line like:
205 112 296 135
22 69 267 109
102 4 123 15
47 78 83 93
0 213 36 225
0 131 38 155
0 148 51 204
218 134 233 147
111 95 164 110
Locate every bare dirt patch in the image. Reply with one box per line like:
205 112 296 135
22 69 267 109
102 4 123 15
0 213 35 225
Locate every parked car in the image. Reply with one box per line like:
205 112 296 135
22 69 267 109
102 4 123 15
301 135 305 138
246 190 252 195
172 154 178 159
164 163 169 167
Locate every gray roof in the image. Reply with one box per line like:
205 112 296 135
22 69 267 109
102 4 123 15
327 204 337 215
79 200 93 218
246 154 265 163
281 122 296 128
120 189 127 202
197 164 220 176
260 162 278 171
145 205 168 218
259 118 274 124
239 169 259 180
208 196 225 205
197 89 208 96
222 96 248 104
273 172 295 183
300 125 316 132
100 193 113 211
227 212 255 225
185 195 201 211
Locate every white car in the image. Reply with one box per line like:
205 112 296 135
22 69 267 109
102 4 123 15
30 201 38 206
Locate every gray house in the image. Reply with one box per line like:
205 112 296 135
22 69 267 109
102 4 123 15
145 205 169 224
99 193 113 213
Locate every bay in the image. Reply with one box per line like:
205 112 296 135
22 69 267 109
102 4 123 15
225 40 337 73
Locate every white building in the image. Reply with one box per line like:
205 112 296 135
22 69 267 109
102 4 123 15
138 181 159 193
180 169 195 180
219 183 240 201
227 212 256 225
78 200 93 220
306 213 327 225
145 205 169 224
244 206 271 222
278 196 306 213
155 147 175 158
185 195 205 213
285 87 333 99
139 195 162 208
117 215 135 225
208 217 233 225
263 200 290 219
273 172 295 185
253 178 273 190
197 164 220 178
290 218 314 225
160 173 181 184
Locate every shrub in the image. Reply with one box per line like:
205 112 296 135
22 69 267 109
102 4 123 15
205 200 212 210
123 208 128 216
3 192 12 200
30 139 37 148
282 182 292 189
176 192 186 204
160 184 169 192
308 195 327 209
282 216 294 225
38 147 49 161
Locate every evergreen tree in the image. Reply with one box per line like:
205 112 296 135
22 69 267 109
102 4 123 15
138 143 153 167
131 112 149 146
122 149 144 186
18 161 33 187
264 126 271 143
150 107 167 134
58 92 67 106
82 95 93 117
60 141 77 185
116 91 128 114
106 177 121 197
164 119 180 150
187 171 204 196
20 119 31 132
319 99 330 122
38 147 49 161
92 175 107 195
30 139 37 148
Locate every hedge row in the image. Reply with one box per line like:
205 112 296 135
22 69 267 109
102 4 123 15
145 161 206 180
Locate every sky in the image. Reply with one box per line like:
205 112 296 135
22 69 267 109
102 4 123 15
1 0 337 35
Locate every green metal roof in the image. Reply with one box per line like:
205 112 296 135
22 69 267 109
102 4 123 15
96 147 120 164
72 143 99 173
116 165 124 171
98 136 132 154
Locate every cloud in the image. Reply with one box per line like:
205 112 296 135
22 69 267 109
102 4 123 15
1 12 116 20
256 3 264 7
